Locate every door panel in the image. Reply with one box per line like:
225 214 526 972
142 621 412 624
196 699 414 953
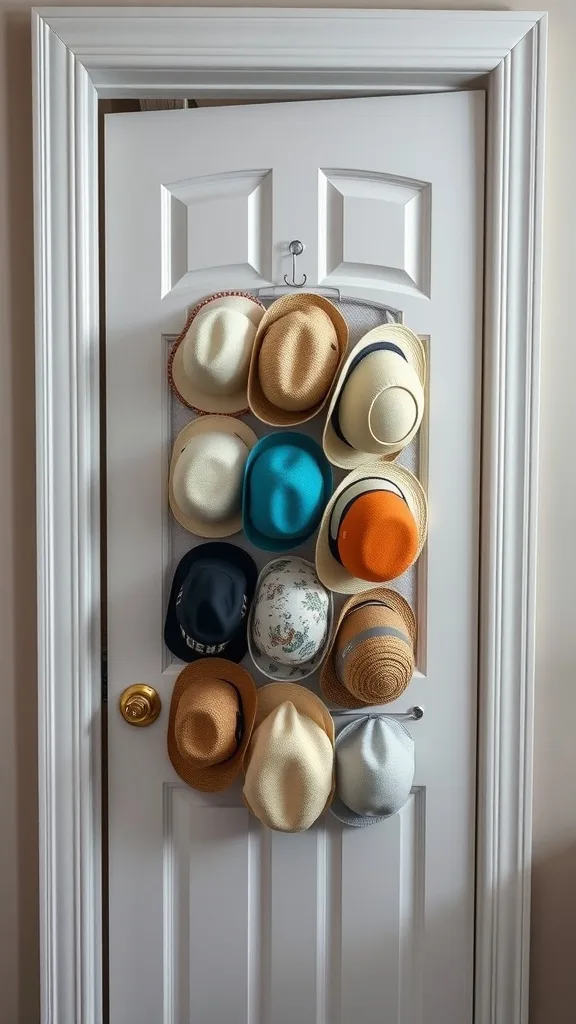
106 92 484 1024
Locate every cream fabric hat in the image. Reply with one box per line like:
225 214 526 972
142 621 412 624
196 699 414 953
315 463 428 594
320 589 416 708
169 415 258 537
243 684 335 832
331 716 415 827
247 293 348 426
323 325 426 469
169 292 265 414
248 557 333 681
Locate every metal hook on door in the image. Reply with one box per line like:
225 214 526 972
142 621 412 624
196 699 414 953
284 240 307 287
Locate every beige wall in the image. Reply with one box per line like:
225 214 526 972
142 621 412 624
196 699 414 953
0 1 572 1021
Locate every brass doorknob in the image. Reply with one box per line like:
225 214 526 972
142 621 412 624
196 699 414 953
119 684 161 726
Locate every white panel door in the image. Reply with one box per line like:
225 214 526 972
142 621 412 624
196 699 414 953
105 93 484 1024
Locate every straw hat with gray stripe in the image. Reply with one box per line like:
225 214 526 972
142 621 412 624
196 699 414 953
320 588 416 708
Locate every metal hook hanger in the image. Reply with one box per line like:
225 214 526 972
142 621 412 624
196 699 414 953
332 706 424 722
284 240 307 287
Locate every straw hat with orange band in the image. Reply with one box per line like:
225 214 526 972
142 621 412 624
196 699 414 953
315 463 428 594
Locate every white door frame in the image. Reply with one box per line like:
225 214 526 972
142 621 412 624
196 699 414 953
32 9 546 1024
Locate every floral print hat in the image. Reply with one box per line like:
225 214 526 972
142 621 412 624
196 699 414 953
248 557 334 681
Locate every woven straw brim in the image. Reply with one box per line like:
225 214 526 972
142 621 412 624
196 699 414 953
168 292 265 415
323 324 426 470
167 659 257 793
315 463 428 595
251 683 335 741
169 415 258 538
247 293 349 426
247 559 334 681
320 588 416 709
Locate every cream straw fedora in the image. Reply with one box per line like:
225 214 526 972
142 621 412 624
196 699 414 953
243 683 335 832
320 589 416 708
247 293 348 426
323 324 426 469
169 292 265 414
169 415 258 538
315 463 428 594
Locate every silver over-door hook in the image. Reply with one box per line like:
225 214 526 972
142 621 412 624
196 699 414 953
284 240 307 287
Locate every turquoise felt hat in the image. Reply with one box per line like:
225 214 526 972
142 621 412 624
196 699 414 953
242 432 333 551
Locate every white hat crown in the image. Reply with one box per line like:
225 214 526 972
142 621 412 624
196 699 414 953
332 717 414 826
183 306 257 397
243 702 334 832
172 431 248 525
249 558 332 679
338 349 425 455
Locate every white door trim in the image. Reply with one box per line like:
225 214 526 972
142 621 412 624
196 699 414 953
32 9 546 1024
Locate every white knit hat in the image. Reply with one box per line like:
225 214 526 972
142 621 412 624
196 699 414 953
331 716 415 827
169 415 258 537
323 324 426 468
169 292 265 414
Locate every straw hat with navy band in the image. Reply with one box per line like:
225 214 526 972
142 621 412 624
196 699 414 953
168 659 257 793
247 293 348 426
320 588 416 708
169 292 265 415
315 463 428 594
323 324 426 469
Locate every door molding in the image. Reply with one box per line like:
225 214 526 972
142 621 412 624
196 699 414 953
32 9 546 1024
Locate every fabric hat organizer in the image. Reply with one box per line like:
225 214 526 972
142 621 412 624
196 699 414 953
165 289 426 832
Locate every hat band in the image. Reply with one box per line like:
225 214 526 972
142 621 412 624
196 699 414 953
331 341 408 448
178 627 229 655
335 626 410 683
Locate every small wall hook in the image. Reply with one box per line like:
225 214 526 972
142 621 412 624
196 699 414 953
284 240 307 287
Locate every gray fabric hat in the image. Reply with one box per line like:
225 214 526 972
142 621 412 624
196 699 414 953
330 715 415 827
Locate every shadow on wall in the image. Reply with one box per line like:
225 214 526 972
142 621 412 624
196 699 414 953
531 844 576 1024
3 9 40 1024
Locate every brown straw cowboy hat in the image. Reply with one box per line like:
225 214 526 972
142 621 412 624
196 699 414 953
243 683 335 832
320 589 416 708
247 293 348 426
168 659 257 792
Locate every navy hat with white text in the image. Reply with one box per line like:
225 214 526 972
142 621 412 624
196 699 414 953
164 542 258 664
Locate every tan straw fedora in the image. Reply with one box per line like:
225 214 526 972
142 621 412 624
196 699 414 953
315 463 428 594
320 589 416 708
323 324 426 469
243 683 335 832
247 293 348 426
169 292 265 414
167 659 257 792
169 415 258 538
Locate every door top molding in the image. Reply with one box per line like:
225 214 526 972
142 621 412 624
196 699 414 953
35 7 545 94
